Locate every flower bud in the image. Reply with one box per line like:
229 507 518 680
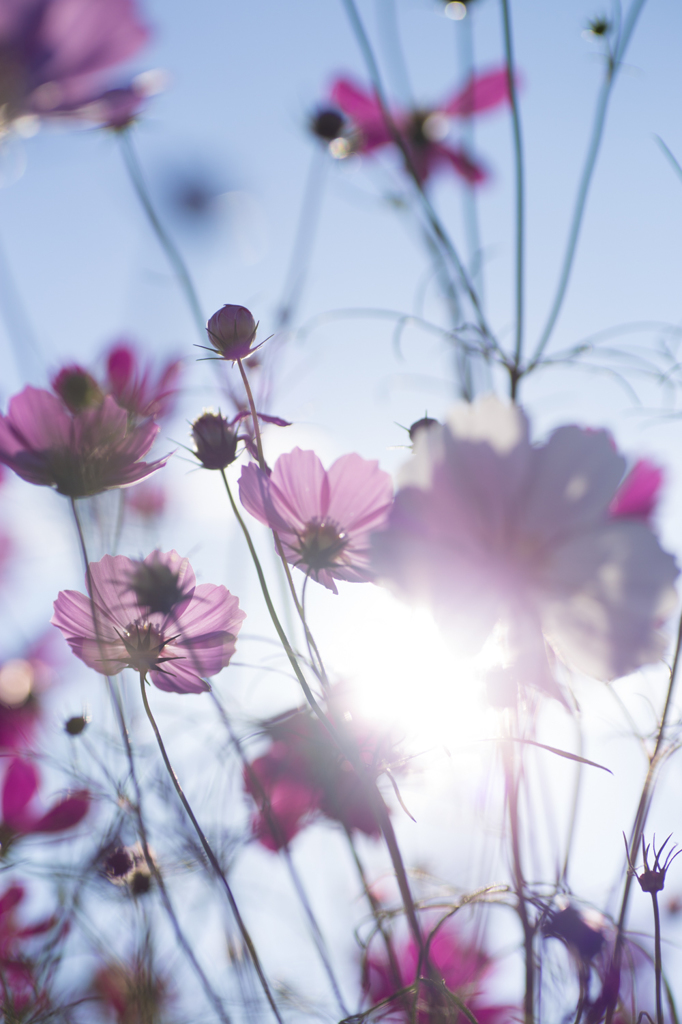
408 416 440 444
65 714 90 736
310 108 346 142
52 366 104 413
192 412 239 470
206 304 258 361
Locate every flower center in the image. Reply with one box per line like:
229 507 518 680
119 622 174 676
295 520 348 572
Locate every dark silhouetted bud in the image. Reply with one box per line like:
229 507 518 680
206 304 258 361
192 412 239 470
103 846 135 880
586 16 610 36
65 714 90 736
543 905 606 961
128 553 191 615
408 416 440 443
52 366 104 413
310 107 346 142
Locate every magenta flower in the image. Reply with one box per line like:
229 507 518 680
372 396 678 691
0 0 150 131
365 924 512 1024
245 698 400 850
0 386 168 497
0 883 57 1016
329 68 509 184
105 341 182 422
609 458 663 522
0 758 89 856
239 448 393 593
52 550 246 693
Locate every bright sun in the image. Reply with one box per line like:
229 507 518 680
317 585 499 751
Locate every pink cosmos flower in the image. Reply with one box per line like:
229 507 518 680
239 448 393 594
51 550 246 694
0 385 168 497
609 459 663 522
245 696 400 850
371 396 678 692
0 0 150 131
0 758 89 856
364 924 512 1024
329 68 509 184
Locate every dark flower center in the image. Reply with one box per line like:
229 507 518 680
129 562 188 614
119 622 176 676
295 520 348 572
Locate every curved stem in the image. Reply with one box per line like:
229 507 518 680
138 674 284 1024
119 129 205 344
500 0 525 397
237 358 266 469
220 472 425 958
531 0 649 366
69 499 231 1022
211 692 349 1015
340 0 497 350
606 608 682 1023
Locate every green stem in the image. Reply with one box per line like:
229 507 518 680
69 499 231 1022
503 738 534 1024
221 472 426 958
119 129 206 344
500 0 525 398
138 675 283 1024
237 358 266 469
530 0 649 366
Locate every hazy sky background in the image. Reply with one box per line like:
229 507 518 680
2 0 682 1010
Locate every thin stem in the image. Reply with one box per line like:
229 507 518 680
69 499 231 1022
277 148 328 329
118 129 205 343
652 891 663 1024
138 675 284 1024
500 0 525 397
211 691 349 1016
531 0 649 366
503 737 534 1024
220 475 425 958
340 0 496 349
606 608 682 1023
237 358 266 469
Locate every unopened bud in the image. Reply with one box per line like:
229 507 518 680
408 416 440 444
310 108 346 142
192 412 239 470
65 714 90 736
206 304 258 361
52 367 103 413
129 554 190 615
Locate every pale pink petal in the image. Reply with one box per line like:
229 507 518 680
269 449 330 527
4 387 72 451
148 661 210 694
521 427 626 546
239 463 292 533
86 554 144 631
609 459 663 522
171 584 245 641
541 519 679 679
326 454 393 533
444 68 510 117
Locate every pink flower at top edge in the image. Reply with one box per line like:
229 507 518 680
365 923 513 1024
0 758 89 856
239 448 393 594
245 693 402 851
0 386 168 497
51 550 246 694
328 68 509 185
371 396 678 696
0 0 150 131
